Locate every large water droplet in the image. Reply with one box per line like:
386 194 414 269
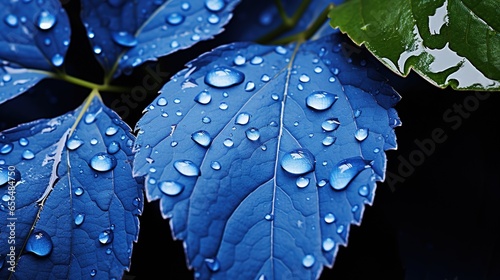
299 74 310 83
99 229 113 244
321 118 340 131
0 165 21 187
280 149 315 175
296 177 310 188
322 238 335 252
159 181 184 196
204 66 245 88
235 113 251 125
245 128 260 141
329 157 371 191
166 13 185 25
194 90 212 104
205 0 225 12
302 255 315 268
324 213 335 223
191 130 212 147
173 160 200 176
22 149 35 160
74 214 85 226
26 230 53 257
4 14 18 27
0 143 13 154
204 258 220 272
111 31 138 47
306 91 338 111
89 153 117 172
37 10 57 30
355 128 369 141
223 138 234 147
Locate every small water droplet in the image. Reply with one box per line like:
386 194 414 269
314 66 323 73
93 45 102 54
26 230 53 257
90 269 97 277
322 238 335 252
105 126 118 136
170 40 179 48
205 0 225 12
156 97 167 106
336 224 344 234
302 255 315 268
44 38 51 46
271 94 279 101
207 14 220 24
0 143 13 154
317 179 327 187
191 130 212 147
74 214 85 226
181 2 190 10
299 74 310 83
2 194 10 202
296 177 310 188
90 138 98 145
51 54 64 67
245 128 260 141
75 187 84 196
202 116 211 124
358 185 369 197
22 149 35 160
261 145 267 151
84 113 96 124
173 160 200 176
223 138 234 147
219 102 228 110
329 76 336 83
235 112 251 125
332 67 339 75
111 31 138 47
205 66 245 88
106 248 112 255
233 55 246 66
324 213 335 224
65 138 83 151
159 181 185 196
275 46 287 55
210 161 221 170
306 91 338 111
373 147 380 153
89 153 117 172
280 149 315 175
264 214 273 221
204 258 220 272
330 157 371 191
37 10 57 30
2 74 12 83
166 13 185 25
322 136 336 146
352 205 359 212
355 128 369 141
245 81 255 91
261 74 270 82
99 229 113 244
194 90 212 104
4 14 18 27
250 56 263 65
321 118 340 131
107 141 120 154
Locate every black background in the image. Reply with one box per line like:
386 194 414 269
0 1 499 279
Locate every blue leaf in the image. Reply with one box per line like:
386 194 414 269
133 33 401 279
0 94 143 279
80 0 241 77
0 0 71 104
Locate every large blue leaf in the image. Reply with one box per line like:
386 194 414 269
0 94 143 279
0 0 71 104
133 33 400 279
80 0 241 78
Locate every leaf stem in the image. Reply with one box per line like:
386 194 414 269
55 72 129 93
69 88 102 136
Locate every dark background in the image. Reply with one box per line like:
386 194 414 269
0 0 499 279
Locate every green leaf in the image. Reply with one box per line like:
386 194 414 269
329 0 500 91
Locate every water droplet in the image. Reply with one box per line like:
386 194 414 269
2 74 11 83
156 97 167 106
181 2 190 10
235 113 251 125
111 31 138 47
105 126 118 136
275 46 287 55
99 229 113 245
22 149 35 160
314 66 323 73
18 138 28 147
207 14 220 24
354 109 362 118
65 138 84 151
159 181 185 196
84 113 96 124
296 177 310 188
106 248 112 255
93 45 102 54
352 205 359 212
0 143 13 154
75 187 84 196
245 81 255 91
0 165 21 187
330 157 371 191
250 56 263 65
107 141 120 154
202 116 211 124
299 74 310 83
223 138 234 147
4 14 18 27
191 130 212 147
271 94 279 101
204 66 245 88
204 258 220 272
245 128 260 141
324 213 335 223
210 161 221 170
373 147 380 153
74 214 85 226
37 10 57 30
90 269 97 277
51 54 64 67
261 145 267 151
26 230 53 257
219 102 228 110
332 67 339 75
261 74 270 82
264 214 273 221
89 153 117 172
355 128 369 141
233 55 246 66
205 0 225 12
280 149 315 175
173 160 200 177
329 76 336 83
170 40 179 48
358 185 369 197
321 118 340 131
90 138 98 145
336 224 344 234
302 255 315 268
194 90 212 104
306 91 338 111
322 136 336 146
166 13 185 25
322 238 335 252
2 194 10 202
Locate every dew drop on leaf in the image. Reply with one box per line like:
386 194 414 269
18 137 29 147
324 213 335 223
281 149 315 175
207 14 220 24
233 55 246 66
330 157 371 191
98 229 113 245
210 161 221 170
358 185 369 197
191 130 212 147
305 91 338 111
107 141 120 154
111 31 138 47
173 160 200 177
22 149 35 160
205 0 225 12
235 112 251 125
36 10 57 30
4 14 18 27
159 180 185 196
322 238 335 252
296 177 310 188
354 128 369 141
0 143 13 154
89 153 117 172
194 90 212 104
321 118 340 131
204 66 245 88
166 13 185 25
302 255 315 268
245 81 255 91
74 187 84 196
245 128 260 141
51 54 64 67
74 213 85 226
250 56 263 65
26 230 53 257
204 258 220 272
